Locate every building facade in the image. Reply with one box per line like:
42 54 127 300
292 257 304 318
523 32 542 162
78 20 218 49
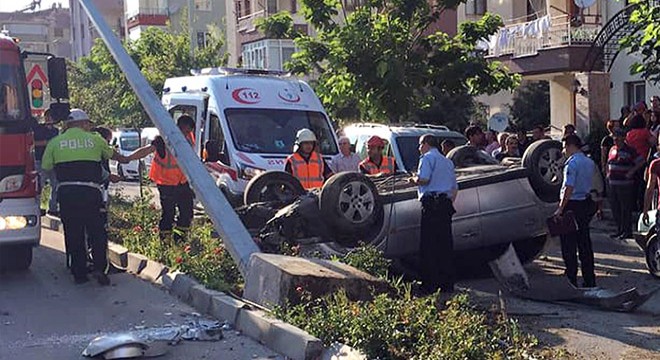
0 5 71 58
462 0 657 136
231 0 457 70
123 0 228 57
69 0 125 61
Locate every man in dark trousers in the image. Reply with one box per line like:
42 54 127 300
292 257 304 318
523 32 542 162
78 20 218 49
554 134 597 288
41 109 130 285
129 115 196 242
411 134 458 294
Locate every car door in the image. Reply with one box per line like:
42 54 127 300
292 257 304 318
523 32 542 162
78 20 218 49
477 176 543 247
452 186 483 251
163 93 208 157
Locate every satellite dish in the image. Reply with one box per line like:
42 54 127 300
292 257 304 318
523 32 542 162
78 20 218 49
574 0 596 8
488 113 509 132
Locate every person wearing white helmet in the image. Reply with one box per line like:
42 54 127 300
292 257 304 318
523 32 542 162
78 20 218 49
41 108 132 286
285 128 333 189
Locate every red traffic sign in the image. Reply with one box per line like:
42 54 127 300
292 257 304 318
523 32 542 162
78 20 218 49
26 64 48 85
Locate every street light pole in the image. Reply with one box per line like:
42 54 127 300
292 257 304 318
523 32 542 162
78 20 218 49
76 0 260 276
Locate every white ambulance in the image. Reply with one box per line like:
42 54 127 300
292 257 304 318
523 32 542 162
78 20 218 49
161 68 339 205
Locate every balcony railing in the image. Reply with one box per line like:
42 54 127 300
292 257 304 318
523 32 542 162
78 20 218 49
125 7 169 20
489 14 601 58
238 9 266 33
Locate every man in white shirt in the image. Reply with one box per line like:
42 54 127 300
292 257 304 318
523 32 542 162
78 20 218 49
330 136 361 173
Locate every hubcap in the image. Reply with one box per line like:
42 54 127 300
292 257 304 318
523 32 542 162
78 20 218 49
537 148 564 185
338 181 375 224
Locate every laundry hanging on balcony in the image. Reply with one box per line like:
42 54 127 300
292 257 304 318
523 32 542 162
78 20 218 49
488 15 551 56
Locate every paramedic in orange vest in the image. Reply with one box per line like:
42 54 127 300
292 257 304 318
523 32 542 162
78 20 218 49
360 136 396 175
130 115 196 241
285 128 333 189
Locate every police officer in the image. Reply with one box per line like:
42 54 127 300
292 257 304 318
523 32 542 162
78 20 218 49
359 136 396 175
554 134 597 288
285 128 333 189
41 109 128 285
411 134 458 294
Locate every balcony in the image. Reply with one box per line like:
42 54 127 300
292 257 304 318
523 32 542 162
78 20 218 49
237 10 308 46
486 14 602 76
125 7 169 30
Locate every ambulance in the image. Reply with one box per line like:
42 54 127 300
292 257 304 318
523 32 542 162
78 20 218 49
161 68 338 205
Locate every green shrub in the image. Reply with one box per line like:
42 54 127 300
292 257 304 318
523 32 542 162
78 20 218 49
332 245 392 279
108 190 242 293
275 289 540 359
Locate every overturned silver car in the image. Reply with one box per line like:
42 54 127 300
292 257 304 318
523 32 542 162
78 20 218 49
239 132 564 266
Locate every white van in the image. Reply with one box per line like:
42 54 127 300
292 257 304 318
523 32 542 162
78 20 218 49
109 129 142 180
162 68 338 205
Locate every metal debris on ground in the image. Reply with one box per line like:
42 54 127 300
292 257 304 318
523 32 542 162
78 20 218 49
82 317 223 358
489 244 658 312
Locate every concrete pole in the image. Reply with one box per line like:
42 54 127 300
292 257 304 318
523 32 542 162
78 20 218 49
76 0 260 276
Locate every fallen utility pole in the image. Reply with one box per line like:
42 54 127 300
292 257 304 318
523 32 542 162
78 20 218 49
76 0 260 276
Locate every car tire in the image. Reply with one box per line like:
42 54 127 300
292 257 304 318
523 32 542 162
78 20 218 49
244 171 306 206
447 145 499 168
645 234 660 279
320 172 384 247
522 139 563 203
0 244 33 272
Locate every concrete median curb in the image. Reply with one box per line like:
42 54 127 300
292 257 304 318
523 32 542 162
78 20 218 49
42 216 359 360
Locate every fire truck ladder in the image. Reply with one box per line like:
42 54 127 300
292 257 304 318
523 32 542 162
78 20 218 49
584 0 660 73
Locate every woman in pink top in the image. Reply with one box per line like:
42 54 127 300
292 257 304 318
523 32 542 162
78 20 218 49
626 114 655 160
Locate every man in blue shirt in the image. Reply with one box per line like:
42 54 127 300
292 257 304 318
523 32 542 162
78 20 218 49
554 134 597 288
411 134 458 294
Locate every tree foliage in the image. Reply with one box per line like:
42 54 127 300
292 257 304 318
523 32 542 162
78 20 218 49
68 26 227 128
285 0 520 124
619 0 660 83
255 11 296 39
507 81 550 131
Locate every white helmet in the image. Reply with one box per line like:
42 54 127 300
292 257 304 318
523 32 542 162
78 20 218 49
66 108 90 122
295 128 317 144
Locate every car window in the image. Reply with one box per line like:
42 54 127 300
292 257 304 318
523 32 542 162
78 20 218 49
120 135 140 151
395 135 467 172
224 109 338 155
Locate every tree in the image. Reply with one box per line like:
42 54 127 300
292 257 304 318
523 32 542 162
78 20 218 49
68 25 227 128
507 81 550 131
255 11 295 39
619 0 660 83
284 0 520 124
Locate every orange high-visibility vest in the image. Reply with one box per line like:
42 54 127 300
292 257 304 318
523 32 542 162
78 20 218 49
287 151 324 189
360 156 395 175
149 132 194 186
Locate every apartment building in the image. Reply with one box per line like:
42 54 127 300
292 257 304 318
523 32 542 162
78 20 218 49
123 0 228 56
232 0 457 70
69 0 125 61
0 4 71 58
461 0 656 136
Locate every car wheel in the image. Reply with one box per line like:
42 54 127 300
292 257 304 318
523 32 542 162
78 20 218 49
244 171 306 206
522 139 563 203
320 172 384 247
645 234 660 279
447 145 499 168
0 244 33 272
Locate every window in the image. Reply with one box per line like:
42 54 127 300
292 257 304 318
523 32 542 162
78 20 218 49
0 60 29 123
395 136 467 172
626 81 646 107
290 0 297 13
54 27 64 37
194 0 212 11
267 0 278 14
225 109 338 155
208 113 229 164
197 31 210 48
465 0 486 16
120 135 140 151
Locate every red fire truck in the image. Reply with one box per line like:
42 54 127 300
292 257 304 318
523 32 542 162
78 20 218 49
0 33 68 271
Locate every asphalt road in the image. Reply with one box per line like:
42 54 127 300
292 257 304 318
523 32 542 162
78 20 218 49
0 228 283 360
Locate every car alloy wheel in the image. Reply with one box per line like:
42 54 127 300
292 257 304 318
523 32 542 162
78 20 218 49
337 180 376 224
